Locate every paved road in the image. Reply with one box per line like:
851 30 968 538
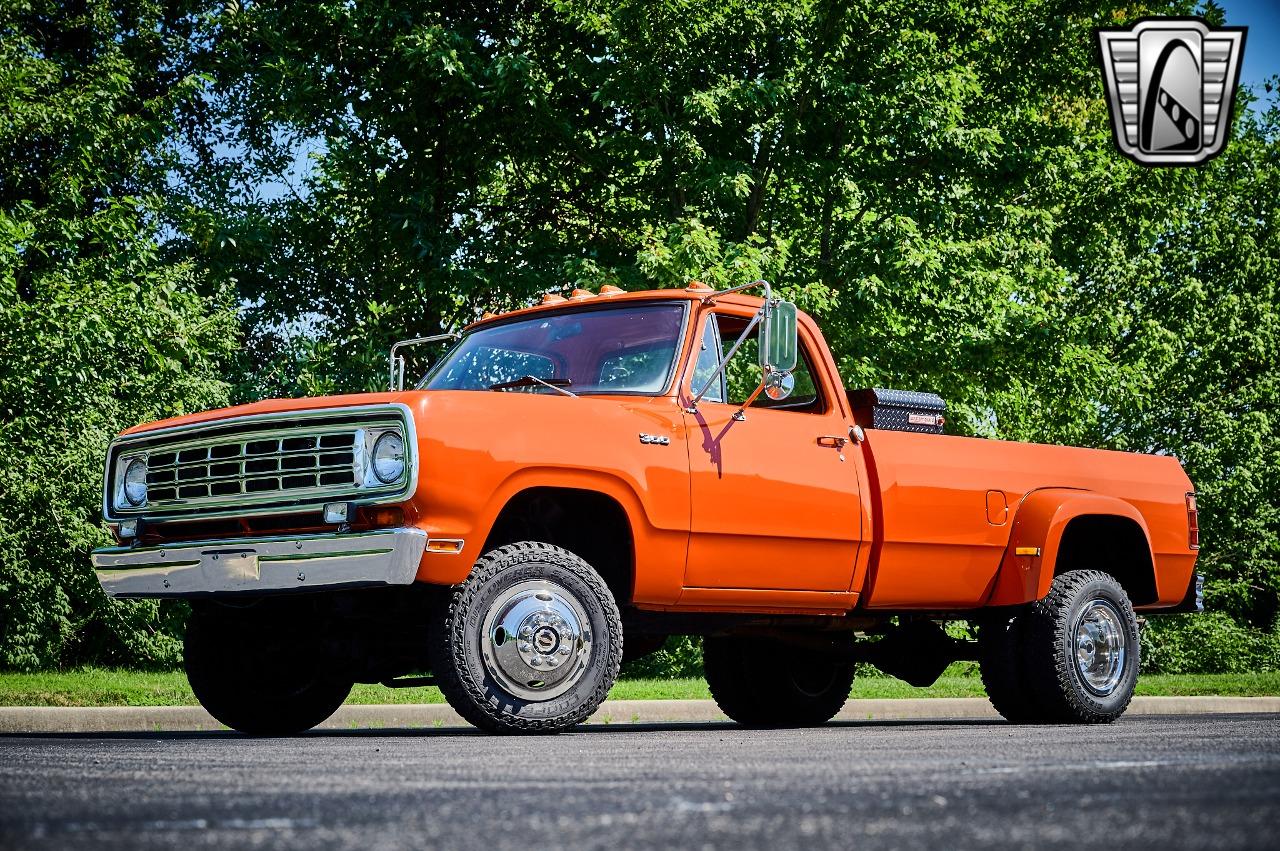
1 713 1277 850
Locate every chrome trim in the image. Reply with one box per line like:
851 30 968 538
479 579 593 701
1074 598 1128 696
92 528 427 598
425 538 466 554
101 403 419 523
389 333 459 391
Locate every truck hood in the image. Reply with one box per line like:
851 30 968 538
120 392 420 436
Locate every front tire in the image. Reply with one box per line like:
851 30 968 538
704 635 855 728
428 542 623 733
184 610 352 735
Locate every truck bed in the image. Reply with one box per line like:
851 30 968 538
857 429 1196 609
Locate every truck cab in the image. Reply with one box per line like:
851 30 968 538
93 281 1201 734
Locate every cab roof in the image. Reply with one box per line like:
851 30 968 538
463 282 765 331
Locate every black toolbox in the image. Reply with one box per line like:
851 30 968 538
847 388 946 434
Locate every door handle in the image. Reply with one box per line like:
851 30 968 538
816 435 848 449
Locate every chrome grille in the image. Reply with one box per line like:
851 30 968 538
104 405 413 520
144 430 358 505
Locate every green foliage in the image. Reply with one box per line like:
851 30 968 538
1142 614 1280 675
184 0 1277 655
1 0 1276 673
0 1 238 670
620 636 705 679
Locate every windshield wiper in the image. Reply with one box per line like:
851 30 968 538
488 375 577 397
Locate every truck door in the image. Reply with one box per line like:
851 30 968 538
682 311 864 593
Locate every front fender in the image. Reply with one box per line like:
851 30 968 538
985 489 1154 606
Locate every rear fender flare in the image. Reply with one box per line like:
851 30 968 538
986 488 1154 606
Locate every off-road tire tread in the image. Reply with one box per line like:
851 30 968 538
704 636 855 728
429 541 622 734
1022 569 1139 724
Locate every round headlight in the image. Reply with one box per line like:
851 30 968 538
371 432 405 484
123 458 148 506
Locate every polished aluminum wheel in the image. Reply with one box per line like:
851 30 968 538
1074 598 1127 695
479 580 593 701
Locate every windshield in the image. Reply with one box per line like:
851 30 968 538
424 302 687 395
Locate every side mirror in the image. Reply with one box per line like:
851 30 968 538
764 371 796 401
760 300 798 374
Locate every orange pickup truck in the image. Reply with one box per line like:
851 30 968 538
93 281 1202 734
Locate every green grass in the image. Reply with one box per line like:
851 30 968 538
1 666 1278 707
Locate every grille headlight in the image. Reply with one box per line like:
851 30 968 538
123 458 148 506
371 432 405 483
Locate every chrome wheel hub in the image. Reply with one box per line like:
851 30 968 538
1074 598 1127 696
480 580 592 701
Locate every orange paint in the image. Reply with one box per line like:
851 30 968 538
110 288 1198 615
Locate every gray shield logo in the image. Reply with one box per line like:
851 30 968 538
1097 18 1246 166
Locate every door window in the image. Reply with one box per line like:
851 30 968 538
690 318 727 403
710 314 824 413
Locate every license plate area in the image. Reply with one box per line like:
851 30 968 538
201 549 261 588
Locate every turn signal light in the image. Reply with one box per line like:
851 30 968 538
1186 492 1200 550
360 506 404 528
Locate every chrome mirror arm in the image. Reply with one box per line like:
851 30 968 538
389 333 459 391
686 278 780 412
729 367 794 422
731 370 771 421
686 307 765 412
703 278 772 303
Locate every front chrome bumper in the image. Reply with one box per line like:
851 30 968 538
92 528 427 598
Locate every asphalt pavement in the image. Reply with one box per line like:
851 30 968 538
1 713 1277 850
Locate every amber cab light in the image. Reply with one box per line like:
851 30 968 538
1186 492 1199 550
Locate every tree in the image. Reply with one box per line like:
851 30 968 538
3 0 1271 672
185 0 1276 669
0 0 238 669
